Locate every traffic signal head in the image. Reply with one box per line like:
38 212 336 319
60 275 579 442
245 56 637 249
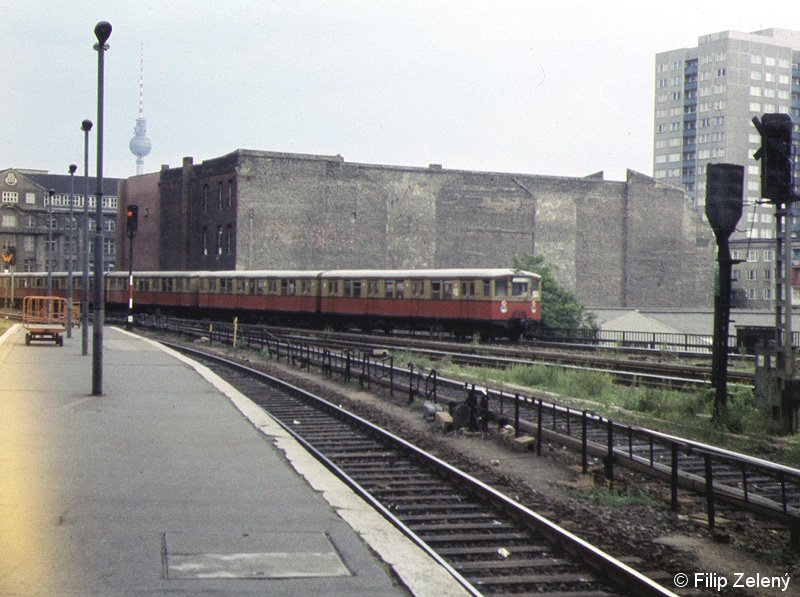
705 163 743 239
126 204 138 238
752 113 794 201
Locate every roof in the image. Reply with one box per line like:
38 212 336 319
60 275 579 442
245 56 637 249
19 171 121 197
589 308 795 335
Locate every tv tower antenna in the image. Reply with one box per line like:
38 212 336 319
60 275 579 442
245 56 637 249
128 44 152 175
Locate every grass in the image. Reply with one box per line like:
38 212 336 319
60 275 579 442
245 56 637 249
580 486 659 508
0 317 16 336
397 354 797 466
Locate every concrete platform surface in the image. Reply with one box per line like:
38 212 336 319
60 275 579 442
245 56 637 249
0 324 468 596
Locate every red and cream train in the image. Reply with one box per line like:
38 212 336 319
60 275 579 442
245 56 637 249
0 268 542 339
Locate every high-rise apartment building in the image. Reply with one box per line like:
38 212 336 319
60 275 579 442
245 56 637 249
654 28 800 308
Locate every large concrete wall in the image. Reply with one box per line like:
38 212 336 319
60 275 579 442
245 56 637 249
154 150 714 309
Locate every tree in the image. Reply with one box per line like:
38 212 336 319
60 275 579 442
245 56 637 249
512 253 596 331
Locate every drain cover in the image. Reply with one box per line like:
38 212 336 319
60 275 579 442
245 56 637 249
164 532 351 579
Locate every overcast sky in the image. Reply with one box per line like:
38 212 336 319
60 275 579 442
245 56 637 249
2 0 800 182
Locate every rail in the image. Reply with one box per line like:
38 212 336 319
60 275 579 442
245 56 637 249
140 315 800 547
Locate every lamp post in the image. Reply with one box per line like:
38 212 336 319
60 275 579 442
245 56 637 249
92 21 111 396
67 164 77 338
46 189 54 296
81 119 93 356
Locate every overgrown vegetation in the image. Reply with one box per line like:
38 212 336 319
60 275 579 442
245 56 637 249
512 253 596 331
580 485 658 508
398 351 796 465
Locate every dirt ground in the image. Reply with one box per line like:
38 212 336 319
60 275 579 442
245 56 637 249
190 339 800 596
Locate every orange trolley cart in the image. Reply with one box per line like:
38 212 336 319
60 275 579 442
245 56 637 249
23 296 67 346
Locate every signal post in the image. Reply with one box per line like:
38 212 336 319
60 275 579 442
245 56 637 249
125 204 138 329
752 113 799 433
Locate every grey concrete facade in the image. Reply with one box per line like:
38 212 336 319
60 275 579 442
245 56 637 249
142 149 714 310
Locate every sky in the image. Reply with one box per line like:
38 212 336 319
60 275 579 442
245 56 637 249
2 0 800 182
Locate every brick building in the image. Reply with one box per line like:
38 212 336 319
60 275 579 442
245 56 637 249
116 149 715 310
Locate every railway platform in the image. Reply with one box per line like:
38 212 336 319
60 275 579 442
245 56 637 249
0 324 468 596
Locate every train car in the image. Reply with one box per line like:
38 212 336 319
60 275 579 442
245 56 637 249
106 271 200 310
320 268 541 338
0 271 90 305
6 267 542 339
194 270 324 323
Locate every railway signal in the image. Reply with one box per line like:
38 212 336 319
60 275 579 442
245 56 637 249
705 164 743 422
752 114 800 433
125 204 138 238
752 113 794 201
124 204 137 329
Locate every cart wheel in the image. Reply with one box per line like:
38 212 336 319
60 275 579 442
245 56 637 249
25 333 31 346
57 335 64 347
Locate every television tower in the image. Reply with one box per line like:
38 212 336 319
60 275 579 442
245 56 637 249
128 44 151 175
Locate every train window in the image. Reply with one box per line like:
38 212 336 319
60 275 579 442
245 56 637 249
431 280 442 299
353 280 362 297
495 279 508 297
395 280 405 298
326 280 339 296
236 279 246 294
301 280 313 295
482 280 491 297
343 280 351 296
385 280 394 298
512 280 529 296
281 279 296 296
164 278 174 293
267 279 277 294
412 280 425 297
367 280 379 297
461 281 475 296
248 279 256 294
443 280 454 299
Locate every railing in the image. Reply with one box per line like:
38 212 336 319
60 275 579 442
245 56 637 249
142 314 800 547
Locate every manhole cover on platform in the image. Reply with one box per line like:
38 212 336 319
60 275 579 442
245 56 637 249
164 531 351 579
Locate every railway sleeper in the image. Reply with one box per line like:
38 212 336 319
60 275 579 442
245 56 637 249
455 558 570 571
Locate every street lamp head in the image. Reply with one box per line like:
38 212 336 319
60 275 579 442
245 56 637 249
94 21 112 46
48 189 55 197
69 164 78 175
81 119 93 132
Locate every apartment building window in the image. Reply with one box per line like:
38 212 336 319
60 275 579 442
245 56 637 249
747 250 759 262
747 270 758 281
2 191 18 203
764 288 772 300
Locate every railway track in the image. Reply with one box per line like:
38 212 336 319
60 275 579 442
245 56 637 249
139 315 800 550
167 342 675 596
151 316 750 389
